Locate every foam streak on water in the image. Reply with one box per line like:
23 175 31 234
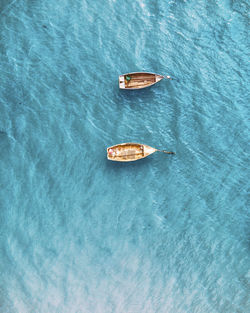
0 0 249 312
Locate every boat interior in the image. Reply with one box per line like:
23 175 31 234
108 144 144 161
120 73 158 89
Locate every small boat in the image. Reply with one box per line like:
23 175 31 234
107 143 175 162
119 72 171 90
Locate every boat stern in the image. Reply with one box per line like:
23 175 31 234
119 75 126 89
107 147 111 160
107 147 116 160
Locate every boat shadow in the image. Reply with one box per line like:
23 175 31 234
105 156 151 171
109 81 169 109
118 87 157 101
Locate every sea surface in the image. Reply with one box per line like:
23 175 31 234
0 0 249 312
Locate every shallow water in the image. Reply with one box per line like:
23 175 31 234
0 0 249 312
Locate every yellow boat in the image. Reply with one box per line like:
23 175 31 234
107 143 175 162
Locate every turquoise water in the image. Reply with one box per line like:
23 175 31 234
0 0 249 312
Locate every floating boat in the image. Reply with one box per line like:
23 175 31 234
119 72 171 90
107 143 175 162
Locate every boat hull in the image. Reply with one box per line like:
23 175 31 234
107 143 156 162
119 72 164 90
